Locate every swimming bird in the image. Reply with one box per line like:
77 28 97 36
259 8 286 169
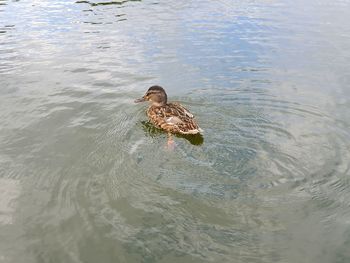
135 85 202 146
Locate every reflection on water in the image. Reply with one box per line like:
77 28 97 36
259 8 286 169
1 0 350 262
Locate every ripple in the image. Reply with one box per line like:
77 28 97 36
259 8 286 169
76 0 141 7
1 0 350 262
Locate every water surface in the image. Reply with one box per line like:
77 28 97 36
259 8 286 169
1 0 350 262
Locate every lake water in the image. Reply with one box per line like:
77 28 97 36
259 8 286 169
1 0 350 262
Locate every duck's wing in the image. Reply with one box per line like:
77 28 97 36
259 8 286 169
147 103 202 134
164 103 201 134
166 103 194 118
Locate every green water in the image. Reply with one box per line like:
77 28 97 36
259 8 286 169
1 0 350 262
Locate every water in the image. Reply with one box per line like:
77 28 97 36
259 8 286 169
1 0 350 262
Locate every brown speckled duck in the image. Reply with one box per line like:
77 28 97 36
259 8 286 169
135 86 202 146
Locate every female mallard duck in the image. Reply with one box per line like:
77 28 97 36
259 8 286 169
135 86 202 145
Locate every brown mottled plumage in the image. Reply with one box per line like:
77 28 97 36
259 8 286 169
135 86 202 135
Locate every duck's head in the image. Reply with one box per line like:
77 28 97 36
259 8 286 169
135 85 168 106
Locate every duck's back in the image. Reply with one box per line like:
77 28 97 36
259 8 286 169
147 103 201 134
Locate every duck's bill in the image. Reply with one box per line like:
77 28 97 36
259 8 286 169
134 97 146 103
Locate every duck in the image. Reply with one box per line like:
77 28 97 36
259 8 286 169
135 85 202 146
